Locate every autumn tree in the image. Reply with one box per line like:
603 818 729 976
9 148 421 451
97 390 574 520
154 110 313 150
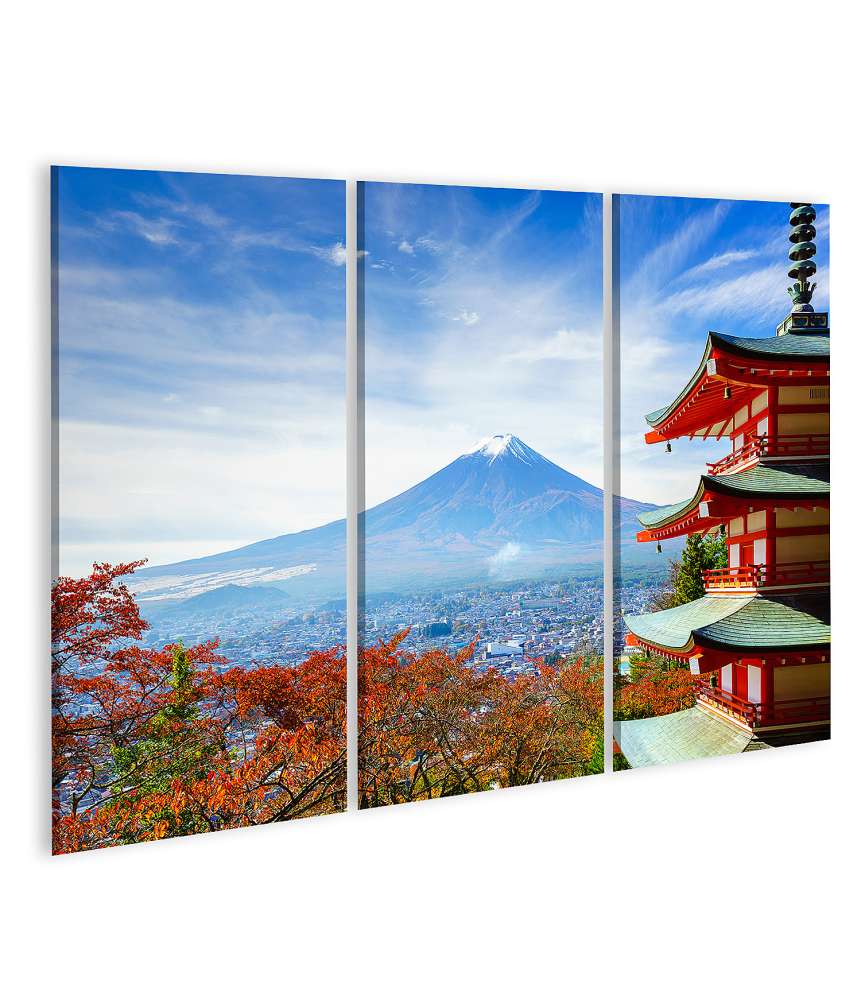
358 632 603 808
53 562 602 851
52 562 345 853
51 560 150 804
614 666 695 721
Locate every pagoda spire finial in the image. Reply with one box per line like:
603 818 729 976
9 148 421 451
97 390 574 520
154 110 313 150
776 202 828 335
787 202 817 313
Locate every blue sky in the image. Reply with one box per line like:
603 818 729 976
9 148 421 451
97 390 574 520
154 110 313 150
57 177 825 576
619 195 830 504
56 167 345 576
361 182 603 505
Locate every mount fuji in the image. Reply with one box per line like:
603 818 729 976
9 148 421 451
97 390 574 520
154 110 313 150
131 434 656 602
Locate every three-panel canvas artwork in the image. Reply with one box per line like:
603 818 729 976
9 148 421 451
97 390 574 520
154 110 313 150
51 168 831 853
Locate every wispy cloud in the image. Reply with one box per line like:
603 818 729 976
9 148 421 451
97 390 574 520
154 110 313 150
134 193 231 231
415 236 444 254
110 210 182 246
681 248 758 278
625 200 730 301
659 263 790 321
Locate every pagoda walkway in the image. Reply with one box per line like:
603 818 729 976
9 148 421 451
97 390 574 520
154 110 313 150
693 676 830 729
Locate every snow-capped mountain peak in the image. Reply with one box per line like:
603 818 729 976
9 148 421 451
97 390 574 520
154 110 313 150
466 433 537 465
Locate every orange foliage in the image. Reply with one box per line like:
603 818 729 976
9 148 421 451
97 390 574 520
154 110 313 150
52 563 603 851
615 667 696 721
359 630 603 807
52 563 345 853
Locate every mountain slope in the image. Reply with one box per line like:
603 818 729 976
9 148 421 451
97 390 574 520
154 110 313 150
365 435 604 543
133 434 657 600
145 584 293 618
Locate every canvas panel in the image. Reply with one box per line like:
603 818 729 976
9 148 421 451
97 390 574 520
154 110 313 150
357 181 606 807
612 195 830 770
51 167 347 851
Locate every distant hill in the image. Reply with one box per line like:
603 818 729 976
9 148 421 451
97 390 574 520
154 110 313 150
143 583 292 618
132 434 664 601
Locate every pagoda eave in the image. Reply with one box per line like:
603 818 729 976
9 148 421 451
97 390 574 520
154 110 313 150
637 492 828 542
625 633 830 670
644 335 830 443
623 593 830 661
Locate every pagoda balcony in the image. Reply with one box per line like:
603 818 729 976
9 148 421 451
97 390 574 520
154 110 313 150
702 560 829 592
706 434 829 476
693 676 830 729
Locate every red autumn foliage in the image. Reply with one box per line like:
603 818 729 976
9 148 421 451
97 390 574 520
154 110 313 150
52 562 346 853
359 630 603 807
614 666 696 721
52 562 603 852
52 559 150 672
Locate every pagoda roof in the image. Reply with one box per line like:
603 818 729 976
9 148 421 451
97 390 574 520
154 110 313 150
709 331 830 360
624 592 830 655
614 708 764 767
645 330 830 434
637 460 829 533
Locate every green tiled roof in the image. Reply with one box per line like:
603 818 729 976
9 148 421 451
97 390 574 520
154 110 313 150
624 593 830 653
638 497 702 528
713 331 830 358
708 461 829 496
637 461 829 530
625 595 749 649
614 708 762 767
645 404 672 425
645 331 830 428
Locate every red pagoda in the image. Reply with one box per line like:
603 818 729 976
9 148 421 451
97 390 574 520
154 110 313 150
623 202 830 747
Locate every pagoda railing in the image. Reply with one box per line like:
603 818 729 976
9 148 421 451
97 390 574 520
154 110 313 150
693 676 830 728
702 560 829 591
707 433 829 475
693 676 758 726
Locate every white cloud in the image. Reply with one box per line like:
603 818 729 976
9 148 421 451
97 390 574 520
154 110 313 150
111 211 181 246
415 236 444 254
453 310 479 326
682 248 758 278
488 542 523 577
317 241 347 265
505 327 601 363
398 240 414 254
658 263 795 321
313 243 368 265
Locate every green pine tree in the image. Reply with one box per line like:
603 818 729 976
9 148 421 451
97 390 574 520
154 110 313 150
650 531 728 610
109 643 224 841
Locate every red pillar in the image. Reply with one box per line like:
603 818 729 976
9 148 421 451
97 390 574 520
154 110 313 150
762 663 774 721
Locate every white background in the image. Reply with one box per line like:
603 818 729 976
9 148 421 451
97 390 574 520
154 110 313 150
3 3 858 997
